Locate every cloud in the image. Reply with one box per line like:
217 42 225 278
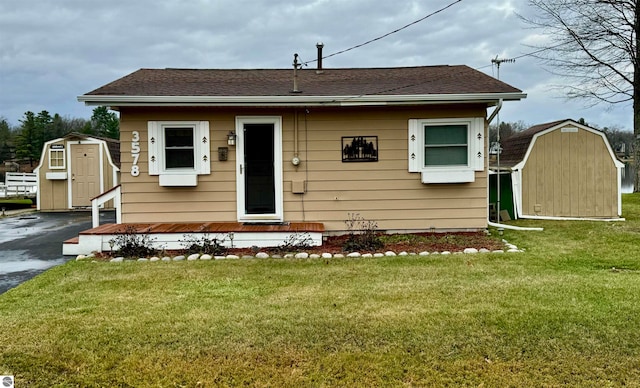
0 0 632 130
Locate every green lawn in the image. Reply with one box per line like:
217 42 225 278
0 198 33 211
2 196 640 386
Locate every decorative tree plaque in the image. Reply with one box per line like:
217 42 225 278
342 136 378 162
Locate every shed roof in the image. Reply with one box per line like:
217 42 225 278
65 132 120 168
496 119 570 167
79 65 525 106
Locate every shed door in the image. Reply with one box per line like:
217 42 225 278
71 144 101 207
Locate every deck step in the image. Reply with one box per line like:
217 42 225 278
64 237 79 245
64 222 325 256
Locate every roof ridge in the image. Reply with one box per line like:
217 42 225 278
146 65 465 71
82 65 524 101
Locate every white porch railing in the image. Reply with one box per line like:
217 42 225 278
0 172 37 198
91 185 122 228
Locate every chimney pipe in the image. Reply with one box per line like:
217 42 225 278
316 42 324 73
292 53 302 93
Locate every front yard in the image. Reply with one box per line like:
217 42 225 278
1 195 640 386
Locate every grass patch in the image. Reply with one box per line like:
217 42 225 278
2 195 640 386
0 198 33 210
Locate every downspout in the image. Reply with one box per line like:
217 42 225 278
486 99 543 232
487 98 503 124
492 99 502 223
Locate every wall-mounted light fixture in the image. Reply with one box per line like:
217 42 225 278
227 131 237 146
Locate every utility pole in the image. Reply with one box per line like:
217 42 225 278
491 56 515 222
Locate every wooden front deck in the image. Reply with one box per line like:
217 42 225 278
64 222 325 256
81 222 325 235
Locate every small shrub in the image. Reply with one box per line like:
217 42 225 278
109 226 159 258
342 213 383 252
274 232 314 254
180 233 227 255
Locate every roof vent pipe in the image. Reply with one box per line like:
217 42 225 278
292 53 302 93
316 42 324 74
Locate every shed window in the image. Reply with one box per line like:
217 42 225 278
49 148 65 169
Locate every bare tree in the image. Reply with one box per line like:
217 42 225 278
520 0 640 190
600 124 634 157
489 120 529 144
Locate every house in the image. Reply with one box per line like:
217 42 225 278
68 64 525 254
494 119 624 220
34 132 120 211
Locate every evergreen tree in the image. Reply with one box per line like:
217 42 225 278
0 118 14 163
51 114 67 139
15 111 38 166
35 110 53 147
91 106 119 139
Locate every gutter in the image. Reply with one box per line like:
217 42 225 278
77 92 527 107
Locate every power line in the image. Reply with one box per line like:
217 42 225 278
302 0 464 66
306 18 571 104
322 45 545 103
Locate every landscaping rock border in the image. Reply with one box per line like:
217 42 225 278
76 239 523 263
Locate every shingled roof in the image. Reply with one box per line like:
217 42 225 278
79 65 525 106
496 119 572 168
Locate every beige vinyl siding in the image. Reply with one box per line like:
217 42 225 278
119 105 489 232
521 126 618 218
119 109 237 222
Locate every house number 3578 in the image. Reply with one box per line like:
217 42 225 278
131 131 140 177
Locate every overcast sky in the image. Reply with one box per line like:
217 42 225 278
0 0 632 131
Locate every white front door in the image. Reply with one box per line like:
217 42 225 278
235 116 283 222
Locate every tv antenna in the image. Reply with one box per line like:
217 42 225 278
491 56 515 80
490 56 515 223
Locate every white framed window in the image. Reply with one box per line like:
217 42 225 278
49 148 65 169
164 127 195 169
408 118 484 183
148 121 210 186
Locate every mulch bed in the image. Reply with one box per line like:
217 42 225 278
226 232 505 256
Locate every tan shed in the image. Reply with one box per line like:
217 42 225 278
34 132 120 211
499 119 624 220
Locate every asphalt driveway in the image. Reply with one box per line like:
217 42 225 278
0 210 115 294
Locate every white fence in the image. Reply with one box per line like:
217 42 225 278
0 172 37 198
